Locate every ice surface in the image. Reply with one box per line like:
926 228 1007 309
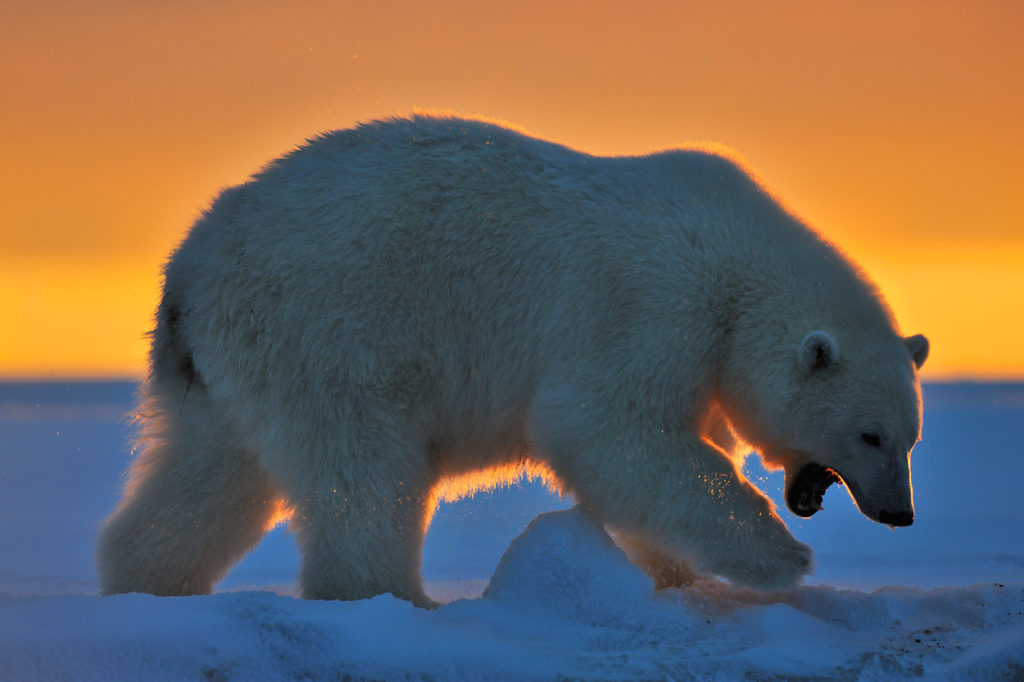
1 381 1022 679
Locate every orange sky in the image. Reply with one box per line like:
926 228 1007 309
2 0 1022 380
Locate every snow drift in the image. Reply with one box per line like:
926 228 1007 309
1 382 1023 679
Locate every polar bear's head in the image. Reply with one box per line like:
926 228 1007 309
721 316 929 527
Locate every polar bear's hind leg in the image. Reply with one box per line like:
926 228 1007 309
97 371 279 596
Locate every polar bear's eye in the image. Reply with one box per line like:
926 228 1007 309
861 433 882 448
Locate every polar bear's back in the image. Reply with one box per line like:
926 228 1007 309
159 115 832 453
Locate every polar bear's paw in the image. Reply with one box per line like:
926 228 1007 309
742 534 813 591
705 523 813 592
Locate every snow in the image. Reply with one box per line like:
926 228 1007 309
1 382 1023 680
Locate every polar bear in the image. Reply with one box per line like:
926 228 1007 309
97 115 929 606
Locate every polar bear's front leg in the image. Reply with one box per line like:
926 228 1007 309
531 394 811 591
608 402 751 590
612 531 700 589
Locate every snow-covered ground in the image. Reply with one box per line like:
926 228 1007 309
1 381 1022 680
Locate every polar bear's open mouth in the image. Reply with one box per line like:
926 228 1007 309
786 463 842 518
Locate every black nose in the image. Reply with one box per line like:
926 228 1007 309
878 510 914 527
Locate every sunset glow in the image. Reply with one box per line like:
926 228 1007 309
3 1 1022 380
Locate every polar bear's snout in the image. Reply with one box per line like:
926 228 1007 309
836 448 916 529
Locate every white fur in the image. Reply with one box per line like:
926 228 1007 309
98 115 928 604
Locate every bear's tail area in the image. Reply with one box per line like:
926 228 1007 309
96 301 283 596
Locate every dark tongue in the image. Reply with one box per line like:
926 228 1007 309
786 463 841 517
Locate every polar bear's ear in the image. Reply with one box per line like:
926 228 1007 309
904 334 929 369
798 331 839 373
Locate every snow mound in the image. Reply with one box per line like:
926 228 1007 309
483 506 652 622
